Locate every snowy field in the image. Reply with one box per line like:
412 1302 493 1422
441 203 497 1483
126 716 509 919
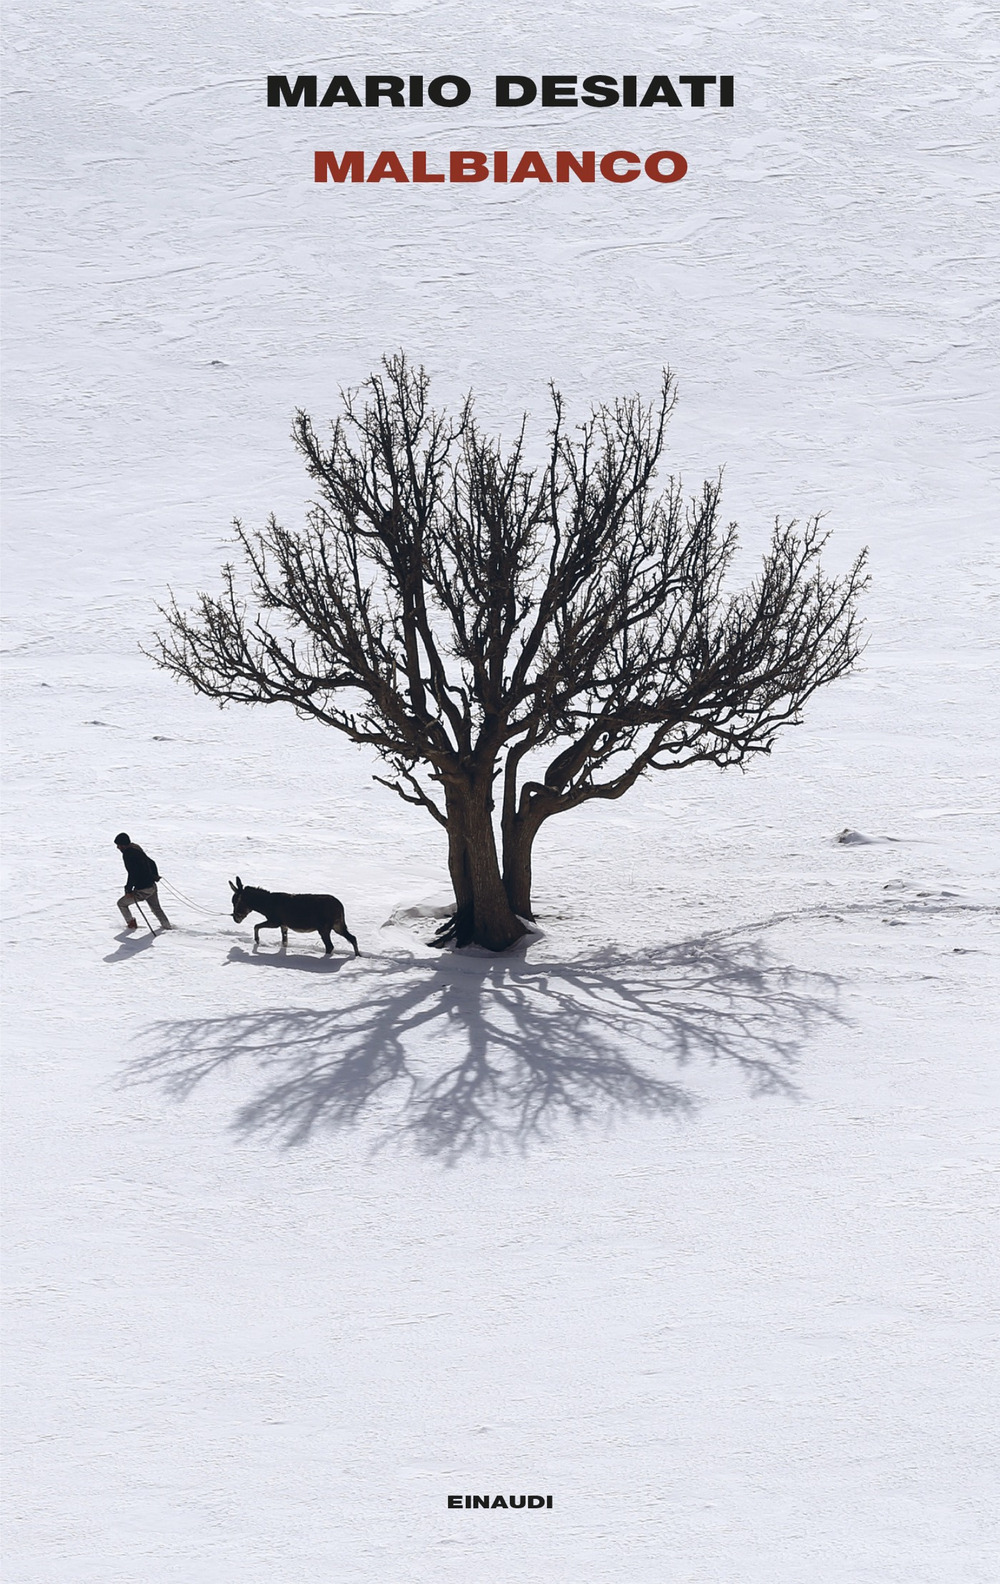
3 2 999 1580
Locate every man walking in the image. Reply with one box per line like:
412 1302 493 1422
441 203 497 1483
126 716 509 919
114 832 172 930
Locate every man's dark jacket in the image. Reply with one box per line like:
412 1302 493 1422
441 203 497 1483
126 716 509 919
121 843 159 892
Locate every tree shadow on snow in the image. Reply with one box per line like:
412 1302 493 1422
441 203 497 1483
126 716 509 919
126 929 847 1163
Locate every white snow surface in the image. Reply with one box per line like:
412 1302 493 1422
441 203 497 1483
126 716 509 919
3 2 999 1580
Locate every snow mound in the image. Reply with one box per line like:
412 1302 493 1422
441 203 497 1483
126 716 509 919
383 896 455 927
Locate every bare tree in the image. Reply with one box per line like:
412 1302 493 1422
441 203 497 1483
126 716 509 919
154 355 868 951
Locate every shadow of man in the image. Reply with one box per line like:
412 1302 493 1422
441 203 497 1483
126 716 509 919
105 933 157 963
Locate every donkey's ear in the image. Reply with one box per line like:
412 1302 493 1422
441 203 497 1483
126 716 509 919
229 880 237 893
235 876 243 890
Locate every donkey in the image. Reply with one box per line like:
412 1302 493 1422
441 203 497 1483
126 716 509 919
229 877 360 956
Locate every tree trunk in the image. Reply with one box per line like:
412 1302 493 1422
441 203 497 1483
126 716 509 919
501 802 549 922
438 780 526 951
442 787 475 945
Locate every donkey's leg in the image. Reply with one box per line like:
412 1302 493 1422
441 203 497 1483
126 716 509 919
334 917 360 957
318 928 334 955
281 926 288 948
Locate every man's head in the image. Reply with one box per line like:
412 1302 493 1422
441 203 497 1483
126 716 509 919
114 832 130 850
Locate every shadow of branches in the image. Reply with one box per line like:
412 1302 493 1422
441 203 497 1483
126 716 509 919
127 932 845 1162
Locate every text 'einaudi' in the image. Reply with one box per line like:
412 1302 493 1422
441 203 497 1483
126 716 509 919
448 1494 554 1509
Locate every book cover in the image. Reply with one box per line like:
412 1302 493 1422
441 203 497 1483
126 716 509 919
3 3 997 1579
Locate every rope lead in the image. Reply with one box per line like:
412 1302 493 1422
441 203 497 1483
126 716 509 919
158 878 229 917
